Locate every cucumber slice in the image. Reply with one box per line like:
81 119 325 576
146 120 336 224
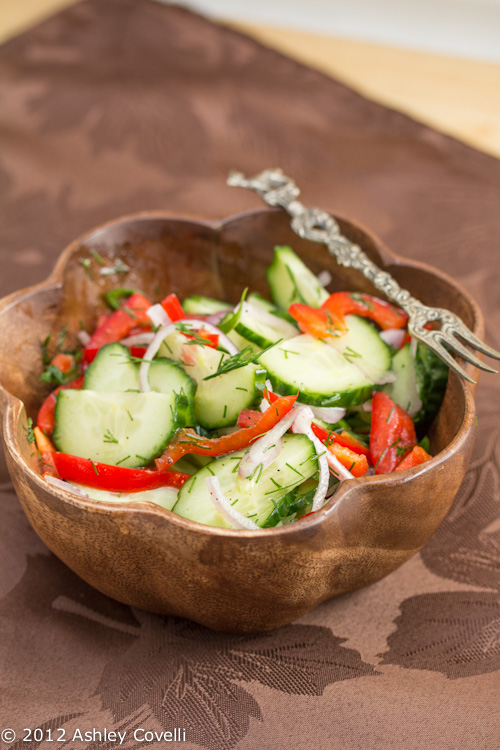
234 302 298 348
173 434 317 528
227 329 261 354
53 390 177 468
385 342 448 432
259 334 373 407
182 296 230 314
84 343 139 392
148 358 197 426
328 315 391 381
71 483 178 510
158 333 263 429
267 246 329 310
247 292 297 323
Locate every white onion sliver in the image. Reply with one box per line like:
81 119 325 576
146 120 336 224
317 270 332 287
362 400 373 412
120 332 156 346
308 405 346 423
205 476 259 530
238 404 304 479
77 330 91 346
139 323 178 392
239 438 283 480
291 406 330 511
147 303 171 328
45 475 91 498
380 328 406 349
374 371 397 385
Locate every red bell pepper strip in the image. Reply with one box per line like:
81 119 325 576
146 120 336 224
311 423 371 460
328 442 369 477
52 453 189 492
50 352 75 373
322 292 408 330
184 330 219 349
155 394 298 470
394 445 432 471
37 376 85 435
85 293 152 352
288 303 347 339
236 409 262 428
161 293 184 322
370 392 417 474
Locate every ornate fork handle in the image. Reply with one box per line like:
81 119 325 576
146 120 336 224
228 168 500 384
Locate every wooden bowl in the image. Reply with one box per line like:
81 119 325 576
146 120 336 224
0 208 480 633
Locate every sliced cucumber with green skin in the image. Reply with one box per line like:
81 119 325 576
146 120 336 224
267 246 329 310
84 343 140 392
385 342 448 434
173 434 317 528
159 333 264 429
247 292 297 324
53 390 178 468
328 315 391 381
148 357 197 426
227 328 261 354
71 483 178 510
182 296 230 314
234 302 298 349
259 333 373 407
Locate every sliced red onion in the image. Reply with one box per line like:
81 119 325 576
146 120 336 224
307 405 345 423
147 303 171 328
317 270 332 287
120 332 156 346
77 329 91 347
205 476 259 530
291 406 331 511
45 475 91 498
206 309 231 326
380 328 406 349
238 404 302 479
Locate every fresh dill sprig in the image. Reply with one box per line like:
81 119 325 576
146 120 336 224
103 429 119 444
203 339 282 381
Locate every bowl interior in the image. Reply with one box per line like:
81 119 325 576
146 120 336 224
0 208 479 473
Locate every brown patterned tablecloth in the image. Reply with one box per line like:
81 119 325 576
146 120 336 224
1 1 500 748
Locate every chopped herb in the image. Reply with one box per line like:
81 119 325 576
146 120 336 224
231 460 241 474
135 454 149 462
126 410 134 421
176 322 213 348
223 404 227 419
285 265 301 300
218 288 248 333
350 292 373 310
270 477 282 489
248 462 264 483
103 429 119 444
286 462 304 478
99 259 130 276
115 455 131 465
56 326 68 350
79 258 92 278
206 465 215 476
104 288 137 310
282 349 299 357
203 339 282 381
231 498 239 506
23 417 35 444
188 477 196 494
122 305 137 319
348 461 356 472
344 346 361 360
124 388 140 393
386 405 396 423
247 513 257 518
235 387 248 392
90 249 106 266
90 460 99 475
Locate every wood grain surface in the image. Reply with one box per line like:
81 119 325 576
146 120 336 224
2 0 500 158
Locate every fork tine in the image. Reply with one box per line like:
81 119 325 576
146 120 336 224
452 322 500 361
422 334 476 384
446 335 498 374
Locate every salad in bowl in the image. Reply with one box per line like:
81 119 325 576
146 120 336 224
35 245 448 530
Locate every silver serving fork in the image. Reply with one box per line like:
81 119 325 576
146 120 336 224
228 168 500 384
